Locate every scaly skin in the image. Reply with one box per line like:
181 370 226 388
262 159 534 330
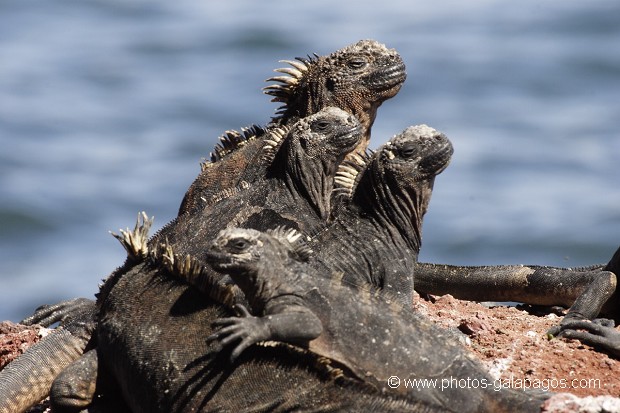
178 39 406 215
308 125 453 304
0 304 96 413
206 227 549 413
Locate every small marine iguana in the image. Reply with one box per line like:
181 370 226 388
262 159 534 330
178 39 406 216
204 226 549 412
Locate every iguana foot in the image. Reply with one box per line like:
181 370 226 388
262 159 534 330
207 304 271 362
552 319 620 358
21 298 96 328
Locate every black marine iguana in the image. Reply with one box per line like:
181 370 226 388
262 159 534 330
0 35 406 409
149 106 363 256
308 124 453 303
171 124 452 304
178 39 406 216
35 222 546 413
203 226 549 412
0 106 363 413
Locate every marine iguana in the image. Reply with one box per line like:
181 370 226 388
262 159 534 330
203 226 549 412
1 39 406 411
307 124 453 303
178 39 406 216
4 218 448 412
150 106 363 254
38 222 546 413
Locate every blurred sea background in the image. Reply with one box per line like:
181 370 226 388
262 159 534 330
1 1 619 322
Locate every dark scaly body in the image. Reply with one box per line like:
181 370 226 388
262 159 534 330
206 227 549 413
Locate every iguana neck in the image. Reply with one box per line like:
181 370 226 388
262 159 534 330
231 252 293 315
354 163 431 253
297 82 374 151
272 141 338 221
228 268 266 314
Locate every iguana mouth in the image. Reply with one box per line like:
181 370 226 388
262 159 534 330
365 62 407 95
205 249 235 270
419 142 454 176
336 123 364 151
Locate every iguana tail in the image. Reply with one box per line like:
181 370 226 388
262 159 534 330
0 328 89 413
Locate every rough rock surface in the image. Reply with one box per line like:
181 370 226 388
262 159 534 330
415 293 620 402
0 321 49 370
0 322 51 413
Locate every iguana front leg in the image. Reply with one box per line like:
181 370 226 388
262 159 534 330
208 304 322 362
547 269 616 336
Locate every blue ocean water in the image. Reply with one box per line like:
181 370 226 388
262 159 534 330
1 1 619 322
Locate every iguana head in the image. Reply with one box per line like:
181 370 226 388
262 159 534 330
208 227 309 269
207 228 267 273
264 40 406 149
265 107 361 165
347 125 453 251
379 125 453 184
270 107 363 220
207 227 310 294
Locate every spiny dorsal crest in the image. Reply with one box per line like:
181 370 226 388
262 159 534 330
333 150 373 198
260 126 290 164
154 240 238 308
267 226 313 262
110 211 153 261
202 181 251 208
204 124 265 168
263 55 316 105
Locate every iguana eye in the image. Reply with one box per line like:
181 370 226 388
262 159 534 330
347 57 367 69
399 142 417 158
227 238 250 253
312 120 331 132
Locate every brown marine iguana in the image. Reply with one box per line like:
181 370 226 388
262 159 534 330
178 39 406 216
203 226 549 412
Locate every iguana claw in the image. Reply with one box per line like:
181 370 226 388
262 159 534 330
554 319 620 357
208 304 271 362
